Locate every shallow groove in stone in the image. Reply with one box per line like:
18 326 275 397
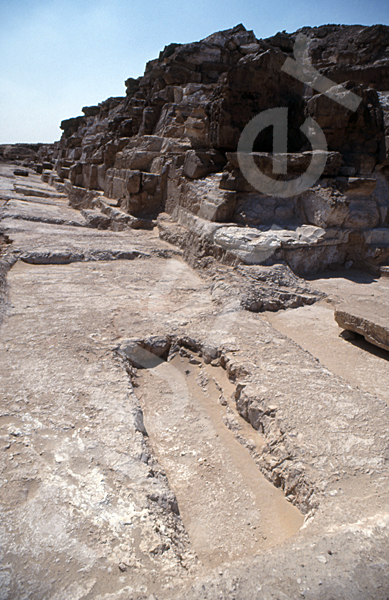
118 334 304 566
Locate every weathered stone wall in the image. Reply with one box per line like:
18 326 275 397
14 23 389 273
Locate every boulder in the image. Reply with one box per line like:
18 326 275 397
213 226 287 264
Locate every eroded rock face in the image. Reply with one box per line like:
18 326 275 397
26 23 389 274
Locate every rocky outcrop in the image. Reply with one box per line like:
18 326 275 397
25 23 389 274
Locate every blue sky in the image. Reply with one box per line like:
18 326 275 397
0 0 388 144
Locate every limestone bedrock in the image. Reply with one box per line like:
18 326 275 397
0 163 388 599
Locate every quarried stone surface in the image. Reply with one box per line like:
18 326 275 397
335 301 389 351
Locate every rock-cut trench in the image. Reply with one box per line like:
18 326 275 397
124 339 304 567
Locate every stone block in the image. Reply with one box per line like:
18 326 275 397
121 150 160 171
335 302 389 351
81 209 111 229
302 186 350 228
141 173 159 194
126 170 141 194
363 228 389 246
112 176 126 199
343 200 380 229
83 164 99 190
183 150 226 179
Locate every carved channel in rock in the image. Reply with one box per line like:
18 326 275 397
118 335 304 567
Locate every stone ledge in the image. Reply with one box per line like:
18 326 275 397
335 302 389 351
